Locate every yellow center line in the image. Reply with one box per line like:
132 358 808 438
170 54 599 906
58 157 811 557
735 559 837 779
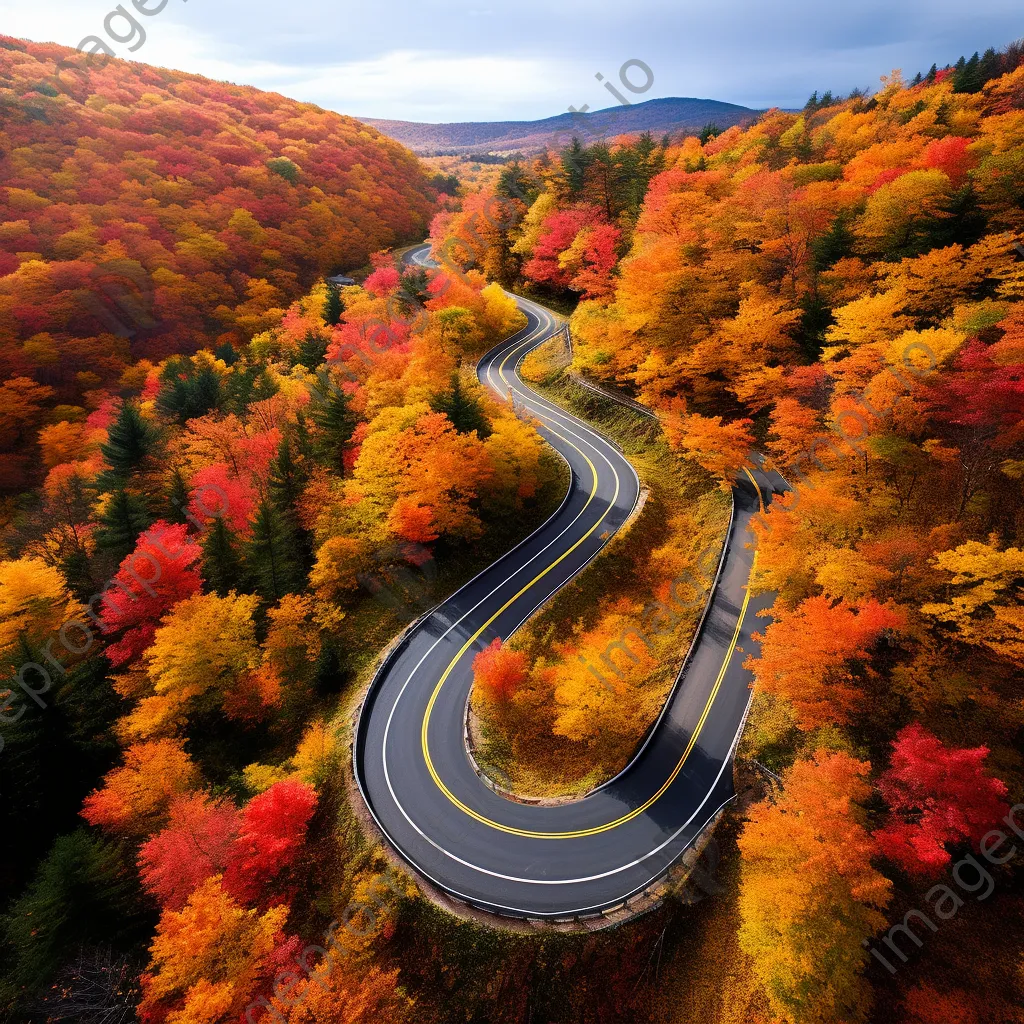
743 466 765 514
416 315 762 839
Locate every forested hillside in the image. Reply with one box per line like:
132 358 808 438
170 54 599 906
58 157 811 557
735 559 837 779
0 39 566 1023
434 43 1024 1022
0 238 563 1019
3 23 1024 1024
0 35 436 490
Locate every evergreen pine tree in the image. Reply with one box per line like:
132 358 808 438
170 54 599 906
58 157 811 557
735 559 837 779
399 267 431 308
952 54 972 92
269 434 314 569
3 831 146 992
560 137 589 197
312 641 343 695
59 545 96 604
165 468 191 525
925 184 987 248
295 331 329 370
927 63 938 82
496 160 538 203
201 517 244 596
431 373 490 437
269 434 308 513
980 47 1002 86
699 122 721 146
812 213 856 271
963 52 983 92
322 284 344 327
294 410 314 461
224 365 276 416
100 402 159 481
157 359 223 424
796 294 835 360
246 500 302 602
214 341 239 365
312 381 357 476
94 489 151 562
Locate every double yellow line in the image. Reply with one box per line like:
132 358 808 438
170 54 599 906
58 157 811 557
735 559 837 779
418 314 762 838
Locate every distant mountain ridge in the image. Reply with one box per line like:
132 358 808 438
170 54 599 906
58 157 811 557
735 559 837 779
360 96 762 154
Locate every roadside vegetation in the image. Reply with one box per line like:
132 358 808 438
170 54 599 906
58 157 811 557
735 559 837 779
4 23 1024 1024
435 40 1024 1023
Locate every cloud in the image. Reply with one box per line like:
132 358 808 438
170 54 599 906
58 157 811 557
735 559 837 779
276 51 580 122
0 0 1020 120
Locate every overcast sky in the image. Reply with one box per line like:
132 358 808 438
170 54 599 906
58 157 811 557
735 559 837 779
1 0 1021 122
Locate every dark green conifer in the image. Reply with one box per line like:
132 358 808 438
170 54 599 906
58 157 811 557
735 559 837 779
322 284 344 326
100 401 159 480
431 373 490 437
246 500 303 602
312 381 357 476
202 516 244 596
94 489 151 562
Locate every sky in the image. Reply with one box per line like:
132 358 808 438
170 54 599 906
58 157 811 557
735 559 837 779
1 0 1021 123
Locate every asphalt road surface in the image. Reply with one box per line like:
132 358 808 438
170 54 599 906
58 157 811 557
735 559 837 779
353 244 787 919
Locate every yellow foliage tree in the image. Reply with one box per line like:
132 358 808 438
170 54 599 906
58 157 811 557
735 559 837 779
738 751 892 1024
550 600 660 763
0 556 74 658
139 592 261 734
921 539 1024 666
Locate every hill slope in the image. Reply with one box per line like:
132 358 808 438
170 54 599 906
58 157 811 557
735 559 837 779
361 96 761 154
0 36 437 487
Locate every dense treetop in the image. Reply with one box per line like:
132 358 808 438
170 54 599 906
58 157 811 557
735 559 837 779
0 36 436 487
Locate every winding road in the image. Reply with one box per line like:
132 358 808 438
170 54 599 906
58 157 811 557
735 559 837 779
352 245 787 919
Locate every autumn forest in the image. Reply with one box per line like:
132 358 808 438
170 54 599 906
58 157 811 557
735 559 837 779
2 23 1024 1024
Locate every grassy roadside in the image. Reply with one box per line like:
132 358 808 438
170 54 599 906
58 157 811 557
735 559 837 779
649 815 770 1024
469 333 731 798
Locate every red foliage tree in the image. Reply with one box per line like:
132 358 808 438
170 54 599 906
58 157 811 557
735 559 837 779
138 792 239 910
903 983 984 1024
188 463 258 536
926 340 1024 443
98 521 202 667
223 780 317 907
363 265 402 297
921 136 977 189
472 638 530 704
874 723 1010 875
569 224 621 300
523 206 604 289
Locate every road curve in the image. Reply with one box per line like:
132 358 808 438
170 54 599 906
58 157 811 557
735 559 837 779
352 244 787 919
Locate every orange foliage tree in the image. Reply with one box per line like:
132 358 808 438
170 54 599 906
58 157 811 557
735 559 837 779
738 751 892 1024
747 597 906 729
472 638 530 706
81 738 201 835
663 413 756 489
